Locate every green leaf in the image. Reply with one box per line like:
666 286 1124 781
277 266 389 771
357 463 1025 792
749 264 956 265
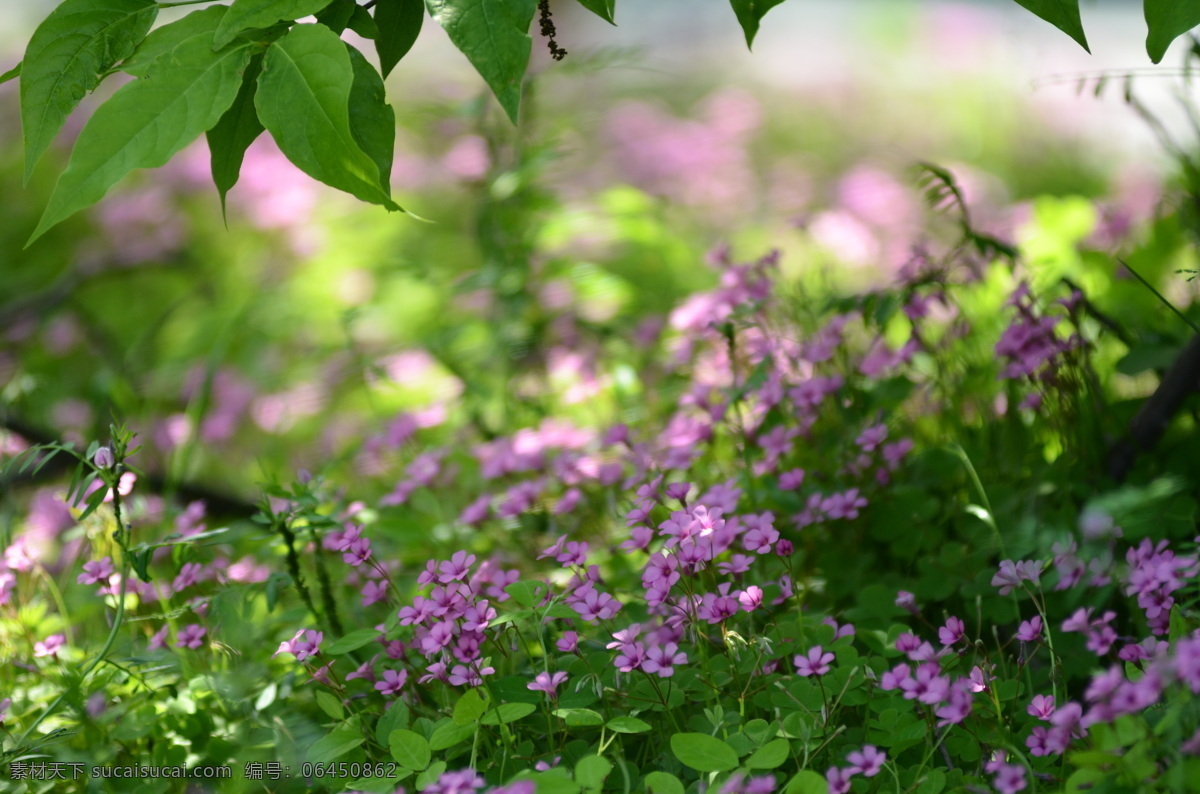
307 727 365 763
1145 0 1200 63
669 733 739 773
316 0 357 33
746 738 789 769
20 0 159 183
325 627 381 655
348 5 380 39
1011 0 1089 53
480 701 537 725
429 720 475 751
346 44 395 191
27 35 253 246
375 0 424 77
784 770 828 794
316 690 344 720
425 0 534 124
1 61 21 85
573 0 614 24
574 755 612 790
255 24 401 210
416 762 447 791
605 716 651 734
729 0 787 49
643 772 684 794
389 729 431 771
552 708 604 727
452 689 489 725
375 702 410 745
207 52 266 215
215 0 334 49
121 5 226 77
505 580 546 608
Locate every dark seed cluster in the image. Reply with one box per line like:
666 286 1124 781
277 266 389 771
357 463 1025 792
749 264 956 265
538 0 567 61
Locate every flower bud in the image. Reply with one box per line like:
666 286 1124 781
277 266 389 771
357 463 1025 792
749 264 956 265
94 446 115 469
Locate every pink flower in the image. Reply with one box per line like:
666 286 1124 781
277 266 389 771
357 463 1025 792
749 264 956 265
643 643 687 677
556 631 579 653
362 579 389 607
1015 615 1043 642
78 557 115 585
375 669 408 696
34 634 65 658
1028 694 1055 720
527 671 568 697
274 629 323 661
825 766 852 794
846 745 885 777
794 646 834 677
175 624 206 650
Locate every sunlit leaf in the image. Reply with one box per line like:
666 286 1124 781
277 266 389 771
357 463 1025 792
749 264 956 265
669 733 739 772
121 5 226 77
573 0 614 24
389 729 431 770
214 0 333 49
21 0 158 183
425 0 535 124
255 25 401 210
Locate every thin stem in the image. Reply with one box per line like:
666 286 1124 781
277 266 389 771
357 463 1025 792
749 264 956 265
1118 257 1200 337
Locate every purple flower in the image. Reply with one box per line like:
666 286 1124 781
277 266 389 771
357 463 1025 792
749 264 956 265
895 590 918 614
643 643 687 677
438 551 476 583
1015 615 1042 642
614 642 646 672
938 616 965 646
992 763 1027 794
34 634 65 658
175 625 206 650
148 625 169 651
342 537 372 567
880 663 911 691
423 769 485 794
362 579 389 607
375 669 408 696
274 629 323 661
899 662 949 704
846 745 885 777
78 557 115 585
738 586 763 611
556 631 579 653
992 559 1043 595
93 446 115 469
528 671 568 697
346 657 377 682
825 766 852 794
0 698 10 723
794 646 834 677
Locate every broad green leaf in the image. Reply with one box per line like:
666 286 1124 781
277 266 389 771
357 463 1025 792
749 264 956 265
480 701 537 725
729 0 787 48
573 0 614 24
346 44 395 191
316 0 357 33
669 733 739 772
21 0 159 183
605 716 651 734
27 35 254 245
316 690 344 720
207 53 266 214
452 689 488 725
746 738 789 769
1 61 21 85
552 708 604 727
121 5 227 77
416 762 447 791
505 580 546 608
644 772 684 794
215 0 333 49
784 770 828 794
348 5 380 39
1011 0 1089 53
375 702 410 745
574 756 612 790
389 729 431 770
425 0 535 124
376 0 424 77
325 627 381 655
307 727 365 763
429 720 475 750
255 24 401 210
1145 0 1200 63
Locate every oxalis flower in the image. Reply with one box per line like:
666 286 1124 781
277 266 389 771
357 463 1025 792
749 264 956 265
527 671 568 697
274 629 323 662
794 645 834 677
